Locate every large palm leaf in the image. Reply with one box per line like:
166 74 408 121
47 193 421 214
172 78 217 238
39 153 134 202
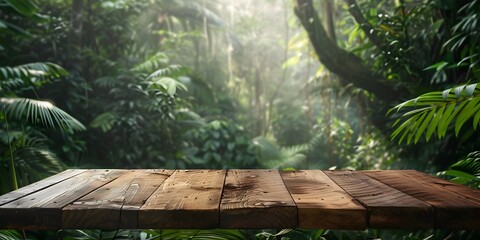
0 62 68 83
389 83 480 144
0 98 85 132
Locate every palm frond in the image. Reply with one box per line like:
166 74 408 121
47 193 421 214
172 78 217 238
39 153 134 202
450 151 480 175
14 147 66 177
0 62 68 82
389 83 480 144
0 98 85 132
442 151 480 188
0 230 22 240
0 130 22 144
145 229 248 240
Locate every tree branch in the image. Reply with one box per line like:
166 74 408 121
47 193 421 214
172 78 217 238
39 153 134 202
343 0 384 48
293 0 399 103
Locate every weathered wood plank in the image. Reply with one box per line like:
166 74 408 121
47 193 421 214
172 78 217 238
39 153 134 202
0 169 124 230
220 169 297 229
398 170 480 206
0 169 86 206
364 170 480 229
62 169 173 229
281 170 367 229
138 170 225 229
325 171 433 229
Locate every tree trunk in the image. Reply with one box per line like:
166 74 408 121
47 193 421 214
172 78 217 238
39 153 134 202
70 0 84 48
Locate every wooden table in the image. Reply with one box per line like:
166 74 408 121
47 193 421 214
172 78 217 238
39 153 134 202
0 169 479 230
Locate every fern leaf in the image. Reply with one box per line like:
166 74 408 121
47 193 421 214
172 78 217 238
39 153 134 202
131 52 169 73
146 65 190 80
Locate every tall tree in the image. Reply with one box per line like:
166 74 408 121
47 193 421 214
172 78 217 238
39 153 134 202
293 0 402 103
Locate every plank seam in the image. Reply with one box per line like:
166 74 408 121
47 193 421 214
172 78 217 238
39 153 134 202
278 170 299 229
322 170 371 228
364 171 437 229
60 170 126 229
132 169 178 228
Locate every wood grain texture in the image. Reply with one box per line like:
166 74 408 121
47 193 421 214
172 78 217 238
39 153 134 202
398 170 480 206
0 169 124 230
62 169 173 229
281 170 367 229
220 169 297 229
138 170 226 229
0 169 86 206
325 171 433 229
364 170 480 229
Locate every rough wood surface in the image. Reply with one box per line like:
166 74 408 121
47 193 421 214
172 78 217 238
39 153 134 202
364 170 480 229
62 169 173 229
0 170 124 229
281 170 367 229
138 170 226 229
0 169 86 206
0 169 479 230
398 170 480 206
220 169 297 229
325 171 433 229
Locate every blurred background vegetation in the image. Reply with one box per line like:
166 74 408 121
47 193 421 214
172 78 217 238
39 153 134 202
0 0 479 239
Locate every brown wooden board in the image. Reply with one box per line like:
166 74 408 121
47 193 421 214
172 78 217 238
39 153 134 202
0 169 86 206
325 171 433 229
364 170 480 229
398 170 480 206
62 169 174 229
281 170 367 229
0 169 124 230
138 170 225 229
220 169 297 229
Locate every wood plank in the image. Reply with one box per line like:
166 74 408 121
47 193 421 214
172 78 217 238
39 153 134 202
398 170 480 206
0 169 124 230
138 170 225 229
325 171 433 229
0 169 86 206
62 169 174 229
364 170 480 229
220 169 297 229
281 170 367 229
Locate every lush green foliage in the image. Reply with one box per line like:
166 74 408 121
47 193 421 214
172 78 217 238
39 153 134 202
390 83 480 144
1 0 480 239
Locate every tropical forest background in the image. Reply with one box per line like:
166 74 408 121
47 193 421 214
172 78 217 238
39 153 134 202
0 0 480 239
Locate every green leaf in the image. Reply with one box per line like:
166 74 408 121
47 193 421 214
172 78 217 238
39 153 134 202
389 83 480 144
455 97 480 135
464 83 477 96
0 98 85 132
426 105 444 141
416 108 435 143
148 77 187 96
5 0 39 16
444 170 477 181
424 61 448 71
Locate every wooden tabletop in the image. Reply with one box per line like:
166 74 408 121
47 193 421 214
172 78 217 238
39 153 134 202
0 169 479 230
